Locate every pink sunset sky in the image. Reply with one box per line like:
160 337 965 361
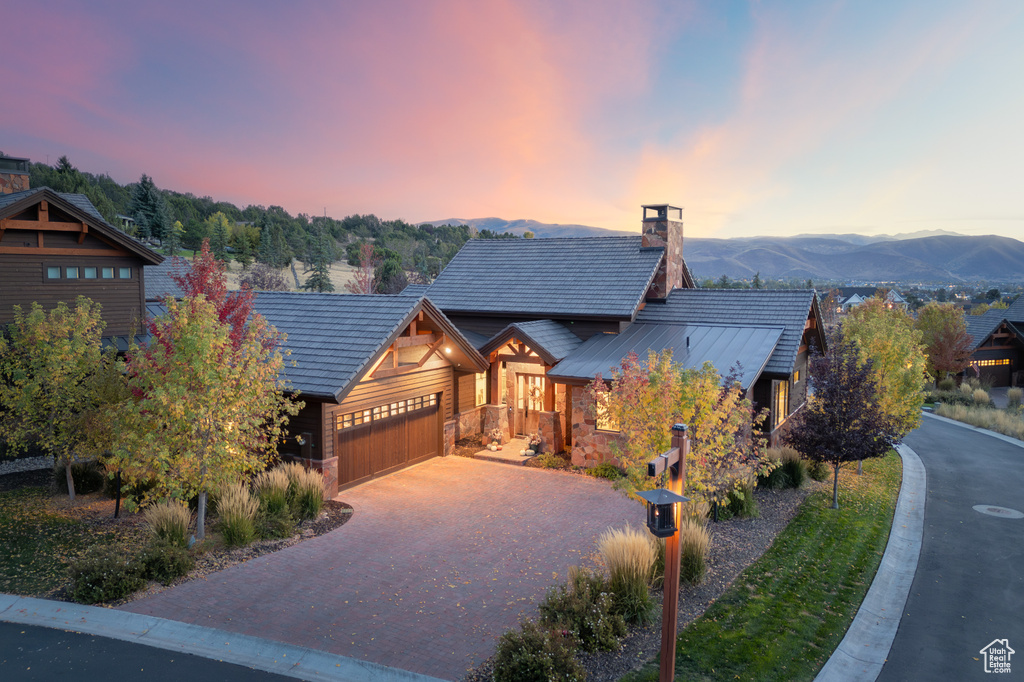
3 1 1023 239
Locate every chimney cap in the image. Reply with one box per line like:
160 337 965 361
641 204 683 221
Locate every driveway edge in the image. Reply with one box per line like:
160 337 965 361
814 443 926 682
922 410 1024 449
0 594 446 682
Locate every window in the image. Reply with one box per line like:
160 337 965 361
773 380 790 430
337 394 438 430
475 372 488 406
793 370 800 384
84 267 98 279
66 267 79 279
102 267 114 278
118 267 132 279
975 359 1010 366
596 394 619 432
47 266 61 279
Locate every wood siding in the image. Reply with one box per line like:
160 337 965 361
454 370 479 413
0 253 147 337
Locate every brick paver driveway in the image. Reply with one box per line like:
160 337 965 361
121 457 641 680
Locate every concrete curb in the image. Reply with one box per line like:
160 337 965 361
0 594 446 682
922 410 1024 450
814 443 926 682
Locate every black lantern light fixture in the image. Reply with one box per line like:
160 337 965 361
636 488 690 538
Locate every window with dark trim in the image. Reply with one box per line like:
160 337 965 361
336 394 438 430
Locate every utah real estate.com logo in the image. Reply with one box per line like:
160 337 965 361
979 639 1014 674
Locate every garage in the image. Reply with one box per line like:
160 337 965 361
335 394 440 488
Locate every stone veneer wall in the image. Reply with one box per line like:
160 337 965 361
452 405 485 441
570 388 624 467
444 419 457 456
642 217 684 298
0 172 29 195
482 403 509 443
538 411 563 455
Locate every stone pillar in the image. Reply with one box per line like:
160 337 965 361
537 411 563 454
444 419 457 456
482 404 509 443
311 456 339 499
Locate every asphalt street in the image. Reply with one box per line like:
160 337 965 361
878 415 1024 680
0 621 289 681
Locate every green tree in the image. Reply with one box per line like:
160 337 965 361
109 295 301 539
206 211 232 262
0 298 105 499
130 174 170 241
717 274 730 288
586 351 770 509
843 298 929 438
523 231 535 239
914 302 973 380
303 227 335 292
164 220 184 256
970 300 1008 316
752 272 762 289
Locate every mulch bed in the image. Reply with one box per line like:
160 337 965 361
462 483 820 682
1 470 353 605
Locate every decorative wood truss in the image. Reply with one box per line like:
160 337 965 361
369 315 451 379
0 200 130 257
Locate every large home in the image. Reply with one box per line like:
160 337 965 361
962 298 1024 387
0 163 163 348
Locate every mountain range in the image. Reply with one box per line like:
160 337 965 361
425 218 1024 283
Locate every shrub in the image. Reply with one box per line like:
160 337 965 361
290 466 325 521
586 462 623 480
937 377 957 391
538 566 626 652
54 459 105 495
492 619 585 682
959 382 976 397
726 479 759 519
533 452 569 469
758 447 806 490
598 526 656 625
139 540 194 584
679 516 711 585
1008 387 1023 410
807 459 831 482
973 388 991 406
218 481 259 547
143 499 193 548
254 468 290 516
258 509 296 539
69 545 146 604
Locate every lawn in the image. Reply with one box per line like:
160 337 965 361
0 486 142 597
623 452 902 682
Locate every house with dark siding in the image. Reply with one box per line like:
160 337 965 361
962 298 1024 387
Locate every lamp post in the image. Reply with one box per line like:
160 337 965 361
638 423 690 682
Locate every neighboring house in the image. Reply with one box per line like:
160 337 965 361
0 176 163 349
835 287 907 313
962 298 1024 387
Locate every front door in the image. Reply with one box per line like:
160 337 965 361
516 374 545 436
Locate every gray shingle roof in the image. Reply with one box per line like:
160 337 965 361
252 293 426 399
964 309 1008 350
479 319 584 365
547 323 783 390
145 258 190 301
426 237 663 318
402 284 430 296
636 289 818 375
1004 296 1024 324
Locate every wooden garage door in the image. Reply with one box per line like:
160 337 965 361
336 394 440 488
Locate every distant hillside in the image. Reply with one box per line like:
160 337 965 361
422 217 631 239
423 217 1023 283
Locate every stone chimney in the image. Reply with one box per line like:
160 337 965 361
642 204 684 299
0 155 30 194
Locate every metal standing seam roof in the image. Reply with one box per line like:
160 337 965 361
546 323 784 390
478 319 583 365
964 309 1011 350
635 289 818 376
426 237 664 318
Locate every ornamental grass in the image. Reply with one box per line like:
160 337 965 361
973 388 991 406
254 468 290 516
936 403 1024 441
291 467 326 521
218 481 259 547
678 516 711 585
1008 387 1023 410
598 526 657 624
142 499 193 549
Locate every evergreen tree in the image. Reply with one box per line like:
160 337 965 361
303 228 334 292
130 174 170 241
207 212 232 262
752 272 762 289
257 224 276 266
165 220 184 256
